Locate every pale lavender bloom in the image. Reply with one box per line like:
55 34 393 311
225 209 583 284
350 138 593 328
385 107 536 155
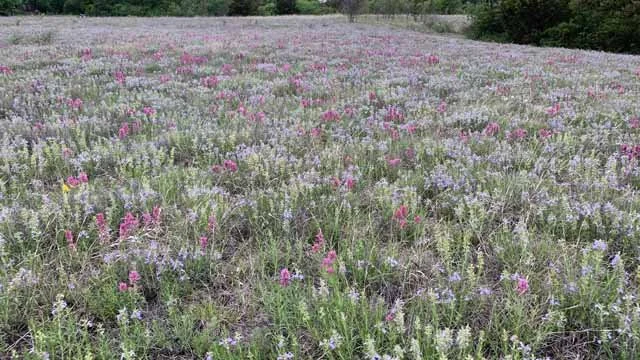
130 309 142 320
611 254 621 267
277 353 294 360
565 282 577 293
448 272 462 282
478 287 493 296
328 338 337 350
291 272 304 280
348 288 360 302
592 239 607 251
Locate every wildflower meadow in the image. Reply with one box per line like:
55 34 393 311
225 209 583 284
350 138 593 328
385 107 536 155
1 15 640 359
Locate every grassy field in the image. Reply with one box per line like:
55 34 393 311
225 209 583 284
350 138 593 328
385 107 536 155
1 15 640 359
358 14 471 34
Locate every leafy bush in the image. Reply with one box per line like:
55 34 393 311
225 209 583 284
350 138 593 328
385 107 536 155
257 1 277 15
276 0 296 14
62 0 83 14
499 0 569 44
468 0 640 54
296 0 328 14
540 0 640 53
0 0 22 14
430 0 464 14
466 4 508 42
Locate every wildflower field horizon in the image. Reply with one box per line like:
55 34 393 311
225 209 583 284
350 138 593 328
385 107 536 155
1 15 640 359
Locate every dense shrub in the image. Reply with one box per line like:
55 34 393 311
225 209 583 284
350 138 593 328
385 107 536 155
541 0 640 53
467 0 640 54
257 1 277 14
0 0 339 16
296 0 324 14
276 0 296 14
0 0 22 15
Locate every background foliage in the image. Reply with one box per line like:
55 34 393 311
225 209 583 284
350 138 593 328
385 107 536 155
0 0 336 16
467 0 640 54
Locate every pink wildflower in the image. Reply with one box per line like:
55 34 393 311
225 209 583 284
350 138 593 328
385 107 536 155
394 205 408 221
66 176 80 188
201 75 219 88
152 206 161 224
118 123 129 139
387 158 401 167
96 212 109 243
508 128 528 140
96 213 106 229
311 229 325 253
483 122 500 137
436 101 447 113
66 98 83 110
546 103 560 116
199 236 208 251
393 205 410 229
65 230 76 251
221 63 233 75
516 277 529 295
114 70 126 84
128 271 141 284
538 128 553 139
143 206 162 227
321 109 341 122
385 312 395 322
80 48 92 61
119 212 139 238
459 131 469 142
118 282 128 292
344 177 356 191
78 172 89 183
384 106 404 122
182 52 207 65
208 215 217 233
322 250 337 273
0 65 13 75
175 66 193 75
279 268 291 286
223 159 238 172
142 106 156 116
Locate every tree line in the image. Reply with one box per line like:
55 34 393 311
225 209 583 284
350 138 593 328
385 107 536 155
467 0 640 54
0 0 473 17
0 0 334 16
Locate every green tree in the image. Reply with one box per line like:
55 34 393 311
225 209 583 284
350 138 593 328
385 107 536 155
276 0 295 13
62 0 83 13
0 0 23 15
229 0 258 15
341 0 366 21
